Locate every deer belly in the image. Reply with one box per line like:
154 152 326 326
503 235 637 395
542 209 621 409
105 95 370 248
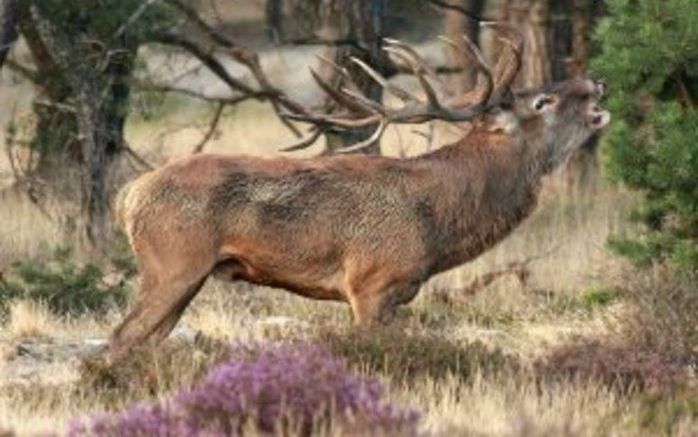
213 247 346 301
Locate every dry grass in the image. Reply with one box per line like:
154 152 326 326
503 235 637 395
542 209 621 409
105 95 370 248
1 74 694 436
6 300 59 339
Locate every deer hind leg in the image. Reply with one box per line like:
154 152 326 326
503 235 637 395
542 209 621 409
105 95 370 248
107 252 213 363
347 278 421 326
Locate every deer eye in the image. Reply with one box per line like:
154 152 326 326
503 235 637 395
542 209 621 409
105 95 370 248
532 94 556 112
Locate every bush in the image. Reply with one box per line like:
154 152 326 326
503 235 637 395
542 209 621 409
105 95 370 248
533 338 687 394
620 270 698 367
0 246 128 319
70 342 420 436
592 0 698 269
535 271 696 394
320 326 520 382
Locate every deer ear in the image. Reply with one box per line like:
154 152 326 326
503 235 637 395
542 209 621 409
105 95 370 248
531 94 557 113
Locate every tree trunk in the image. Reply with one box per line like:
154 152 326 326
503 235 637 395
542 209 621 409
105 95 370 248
17 4 137 252
318 0 387 155
0 0 19 68
569 0 592 77
482 0 550 89
443 0 484 94
549 0 572 81
265 0 283 42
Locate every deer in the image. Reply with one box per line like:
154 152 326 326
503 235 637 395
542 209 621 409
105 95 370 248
107 25 610 362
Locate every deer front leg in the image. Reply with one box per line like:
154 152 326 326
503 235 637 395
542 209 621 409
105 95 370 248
107 246 214 363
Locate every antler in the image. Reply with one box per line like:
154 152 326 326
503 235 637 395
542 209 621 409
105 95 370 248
282 25 523 153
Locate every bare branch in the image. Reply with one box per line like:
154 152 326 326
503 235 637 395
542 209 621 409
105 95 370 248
122 142 154 171
192 102 225 154
162 0 308 136
149 32 257 95
280 36 369 54
3 58 40 84
136 82 261 106
112 0 161 41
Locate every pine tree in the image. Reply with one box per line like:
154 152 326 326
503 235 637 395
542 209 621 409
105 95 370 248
592 0 698 270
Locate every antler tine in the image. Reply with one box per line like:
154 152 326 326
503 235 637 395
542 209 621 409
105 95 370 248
384 37 443 86
383 46 442 111
309 68 376 116
281 29 517 153
438 35 494 105
340 87 386 115
279 128 323 152
459 35 494 101
350 56 421 103
481 22 524 99
316 54 361 92
337 120 388 154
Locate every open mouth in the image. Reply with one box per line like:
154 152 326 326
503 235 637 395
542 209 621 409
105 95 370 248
590 110 611 129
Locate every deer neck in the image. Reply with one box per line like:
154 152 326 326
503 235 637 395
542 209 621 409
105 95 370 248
417 126 549 272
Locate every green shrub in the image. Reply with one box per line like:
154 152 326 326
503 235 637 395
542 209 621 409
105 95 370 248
108 232 137 277
581 286 625 311
592 0 698 270
0 246 129 320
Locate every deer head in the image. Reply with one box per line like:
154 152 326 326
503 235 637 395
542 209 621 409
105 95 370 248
509 78 610 173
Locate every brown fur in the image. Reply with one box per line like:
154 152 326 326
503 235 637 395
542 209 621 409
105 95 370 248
108 78 610 362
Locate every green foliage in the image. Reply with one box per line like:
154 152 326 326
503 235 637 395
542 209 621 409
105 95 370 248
581 286 625 310
32 0 173 43
0 246 129 320
109 232 137 277
591 0 698 269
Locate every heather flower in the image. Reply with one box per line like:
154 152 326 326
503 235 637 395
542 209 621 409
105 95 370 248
69 342 420 436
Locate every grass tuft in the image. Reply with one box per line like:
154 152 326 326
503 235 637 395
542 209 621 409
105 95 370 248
320 325 521 383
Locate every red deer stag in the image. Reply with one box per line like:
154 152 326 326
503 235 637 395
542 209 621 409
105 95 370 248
108 27 610 362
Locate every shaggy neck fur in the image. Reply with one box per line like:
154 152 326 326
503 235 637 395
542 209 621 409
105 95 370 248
412 119 575 273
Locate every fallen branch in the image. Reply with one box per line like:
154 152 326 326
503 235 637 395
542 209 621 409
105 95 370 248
459 246 560 296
